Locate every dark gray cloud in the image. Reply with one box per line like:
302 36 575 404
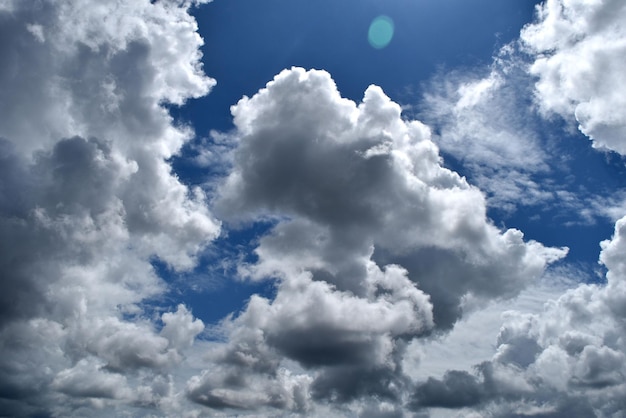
411 370 487 408
311 364 410 403
188 264 432 412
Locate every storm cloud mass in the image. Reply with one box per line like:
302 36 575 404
1 0 625 417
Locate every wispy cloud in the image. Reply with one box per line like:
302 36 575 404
419 44 554 213
410 1 626 415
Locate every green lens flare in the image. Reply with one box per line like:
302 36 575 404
368 15 394 49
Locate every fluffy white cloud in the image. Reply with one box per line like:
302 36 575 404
522 0 626 155
51 359 131 400
407 3 626 413
189 67 566 414
0 0 217 416
161 304 205 350
408 269 578 384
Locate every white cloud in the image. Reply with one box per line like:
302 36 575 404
420 45 554 213
522 0 626 155
51 359 130 400
420 37 626 225
3 0 622 415
161 304 205 350
0 0 217 416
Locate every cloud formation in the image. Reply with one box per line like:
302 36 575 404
411 215 626 417
420 46 554 212
522 0 626 155
0 0 217 416
190 67 566 414
2 0 623 416
401 2 626 416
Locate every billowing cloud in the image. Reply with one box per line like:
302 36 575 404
522 0 626 155
217 67 565 325
411 215 626 417
0 0 217 416
189 67 566 413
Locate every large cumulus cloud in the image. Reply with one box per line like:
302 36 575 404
0 0 217 416
187 67 566 414
522 0 626 155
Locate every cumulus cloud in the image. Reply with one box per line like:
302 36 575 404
161 304 205 350
0 0 217 416
412 215 626 417
522 0 626 155
188 67 566 414
421 13 626 223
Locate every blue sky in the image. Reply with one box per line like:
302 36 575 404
187 0 537 132
2 0 626 417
